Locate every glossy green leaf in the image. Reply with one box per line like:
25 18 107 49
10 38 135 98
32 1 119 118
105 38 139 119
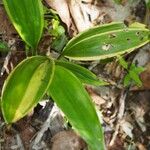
56 60 107 86
48 66 105 150
3 0 44 50
62 22 150 61
1 56 54 123
64 22 125 51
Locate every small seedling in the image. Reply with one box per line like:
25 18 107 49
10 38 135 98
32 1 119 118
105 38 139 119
44 8 68 52
118 56 145 87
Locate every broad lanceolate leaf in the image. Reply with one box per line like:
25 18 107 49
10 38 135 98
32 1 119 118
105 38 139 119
62 22 150 61
48 66 105 150
1 56 54 123
3 0 44 50
56 60 107 86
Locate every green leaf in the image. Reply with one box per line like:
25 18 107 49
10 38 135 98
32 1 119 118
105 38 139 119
113 0 122 4
48 66 105 150
3 0 44 50
123 74 131 87
130 64 145 73
145 0 150 8
129 22 147 29
56 60 107 86
62 22 150 61
1 56 54 123
64 22 125 51
128 64 145 86
51 34 68 52
129 70 142 86
0 41 9 52
117 56 128 69
50 19 65 37
123 64 145 87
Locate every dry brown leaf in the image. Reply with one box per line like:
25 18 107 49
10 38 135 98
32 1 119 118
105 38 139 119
129 91 150 132
140 62 150 90
69 0 96 32
136 143 147 150
45 0 71 29
108 135 125 150
120 120 133 138
45 0 140 34
86 86 106 107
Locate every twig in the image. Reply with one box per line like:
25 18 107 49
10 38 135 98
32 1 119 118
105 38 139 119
16 134 25 150
10 134 25 150
118 90 127 119
31 104 61 149
109 90 127 146
1 51 11 76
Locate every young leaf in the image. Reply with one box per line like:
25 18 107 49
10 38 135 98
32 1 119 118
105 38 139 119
62 22 150 61
1 56 54 123
123 74 131 87
48 66 105 150
56 60 107 86
117 56 128 69
129 64 145 86
3 0 44 50
123 64 145 87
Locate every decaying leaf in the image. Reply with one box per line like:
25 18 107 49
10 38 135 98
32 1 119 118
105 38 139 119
140 62 150 90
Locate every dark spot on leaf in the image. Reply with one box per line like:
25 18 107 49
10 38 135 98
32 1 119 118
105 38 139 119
126 38 130 42
140 37 144 41
109 34 116 38
136 32 140 36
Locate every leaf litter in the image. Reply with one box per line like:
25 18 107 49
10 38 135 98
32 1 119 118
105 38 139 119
0 0 150 149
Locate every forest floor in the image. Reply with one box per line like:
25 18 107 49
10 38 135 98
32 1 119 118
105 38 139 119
0 0 150 150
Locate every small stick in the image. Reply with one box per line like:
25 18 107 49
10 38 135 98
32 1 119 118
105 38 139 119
31 104 61 149
1 51 11 76
109 90 127 146
16 134 25 150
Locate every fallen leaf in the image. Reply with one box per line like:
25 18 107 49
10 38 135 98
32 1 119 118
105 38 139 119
45 0 71 29
140 62 150 90
86 86 106 107
136 142 147 150
120 120 133 138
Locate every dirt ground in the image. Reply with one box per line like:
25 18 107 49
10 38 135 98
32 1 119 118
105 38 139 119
0 0 150 149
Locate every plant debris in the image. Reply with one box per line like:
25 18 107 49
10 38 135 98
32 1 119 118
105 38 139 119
0 0 150 149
